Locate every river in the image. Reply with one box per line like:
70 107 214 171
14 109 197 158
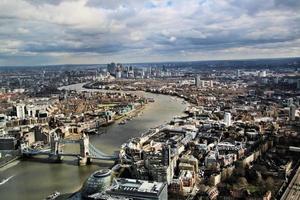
0 83 187 200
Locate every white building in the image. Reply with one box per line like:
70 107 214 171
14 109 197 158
287 98 294 106
237 69 241 77
16 104 26 119
27 105 37 118
106 178 168 200
258 70 267 77
116 71 122 79
0 114 7 136
224 112 232 127
195 75 201 87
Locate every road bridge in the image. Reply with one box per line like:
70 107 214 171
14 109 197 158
21 132 118 166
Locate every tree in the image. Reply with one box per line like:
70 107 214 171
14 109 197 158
265 177 274 191
234 166 245 177
237 177 248 187
247 168 263 185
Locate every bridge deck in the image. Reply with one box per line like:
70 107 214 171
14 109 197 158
22 139 118 161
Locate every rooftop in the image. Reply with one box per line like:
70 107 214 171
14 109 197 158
108 178 165 195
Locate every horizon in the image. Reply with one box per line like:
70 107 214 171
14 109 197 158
0 0 300 66
0 56 299 68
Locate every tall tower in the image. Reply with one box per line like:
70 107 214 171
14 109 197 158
210 80 214 87
107 62 116 75
224 112 232 127
79 134 90 166
195 75 201 87
290 104 296 121
287 98 293 106
16 104 26 119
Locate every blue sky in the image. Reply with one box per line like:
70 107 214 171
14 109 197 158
0 0 299 66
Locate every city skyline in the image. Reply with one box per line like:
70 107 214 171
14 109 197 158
0 0 300 66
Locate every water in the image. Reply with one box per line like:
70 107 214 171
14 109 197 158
0 83 186 200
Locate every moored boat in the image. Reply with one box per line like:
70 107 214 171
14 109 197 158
46 191 60 200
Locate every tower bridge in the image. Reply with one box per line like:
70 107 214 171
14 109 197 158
21 133 119 166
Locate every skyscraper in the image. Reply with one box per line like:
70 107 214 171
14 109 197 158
290 104 296 121
16 104 26 119
210 80 214 87
107 62 116 75
195 75 201 87
224 112 231 127
237 69 241 77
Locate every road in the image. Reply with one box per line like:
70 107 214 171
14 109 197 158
281 166 300 200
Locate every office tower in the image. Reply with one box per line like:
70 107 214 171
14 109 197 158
107 62 116 75
27 105 37 118
287 98 293 106
290 104 296 121
195 75 201 87
259 70 267 77
224 112 231 127
16 104 26 119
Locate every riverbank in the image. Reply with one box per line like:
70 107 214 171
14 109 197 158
0 157 20 171
82 82 192 106
114 104 146 121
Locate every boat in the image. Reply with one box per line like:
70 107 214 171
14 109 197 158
46 191 60 200
118 121 126 125
85 129 97 135
97 131 105 135
147 98 155 102
0 175 14 185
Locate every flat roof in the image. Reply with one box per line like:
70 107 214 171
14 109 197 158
109 178 165 194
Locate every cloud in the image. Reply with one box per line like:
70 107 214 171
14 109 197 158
0 0 299 65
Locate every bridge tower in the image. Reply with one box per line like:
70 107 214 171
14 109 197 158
78 133 91 166
50 132 63 162
104 111 114 124
20 142 31 157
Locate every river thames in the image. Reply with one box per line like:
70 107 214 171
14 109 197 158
0 83 187 200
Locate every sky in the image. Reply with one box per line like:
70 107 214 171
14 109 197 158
0 0 299 66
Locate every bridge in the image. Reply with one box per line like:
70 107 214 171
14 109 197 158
21 132 119 166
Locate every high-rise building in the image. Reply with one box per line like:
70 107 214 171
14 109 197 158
287 98 294 106
224 112 231 127
195 75 201 87
107 62 116 75
237 69 241 77
27 105 37 118
0 114 7 136
128 66 135 78
115 66 122 79
15 104 26 119
274 77 279 84
290 104 296 121
116 71 121 79
258 70 267 77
